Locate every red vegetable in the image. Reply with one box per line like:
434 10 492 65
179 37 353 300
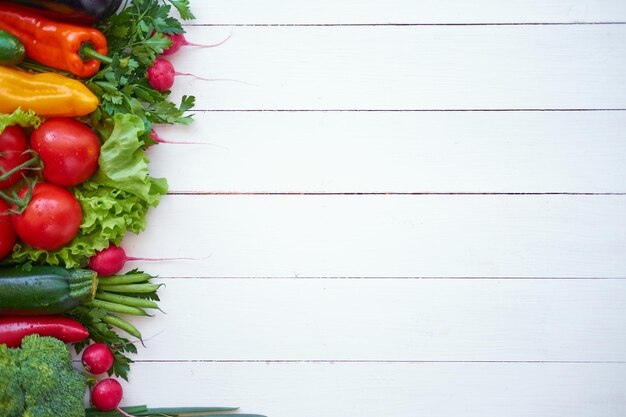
0 316 88 347
146 58 226 92
0 125 30 189
161 31 231 56
30 117 100 186
82 342 115 375
92 378 124 411
11 183 82 250
89 244 197 276
0 199 15 261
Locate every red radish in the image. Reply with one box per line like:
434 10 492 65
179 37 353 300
89 244 199 276
82 343 115 375
161 31 232 56
147 58 250 92
92 378 123 411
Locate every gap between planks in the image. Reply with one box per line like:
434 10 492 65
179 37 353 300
166 192 626 196
115 360 626 364
156 276 626 280
184 22 626 27
190 109 626 112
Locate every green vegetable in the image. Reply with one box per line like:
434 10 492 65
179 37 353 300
92 113 168 206
0 30 25 66
7 113 167 267
0 335 87 417
87 0 196 132
66 270 162 380
0 108 41 135
0 343 23 416
0 266 96 315
89 299 150 316
0 267 161 380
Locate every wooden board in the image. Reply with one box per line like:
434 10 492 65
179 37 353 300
166 25 626 110
124 278 626 362
123 362 626 417
186 1 626 24
150 111 626 193
111 2 626 416
122 195 626 278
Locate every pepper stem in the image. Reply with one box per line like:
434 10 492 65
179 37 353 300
80 44 113 64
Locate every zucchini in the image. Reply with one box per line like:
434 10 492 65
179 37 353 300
0 266 97 315
0 30 25 66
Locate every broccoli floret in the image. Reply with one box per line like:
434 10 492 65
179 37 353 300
0 344 24 417
0 335 87 417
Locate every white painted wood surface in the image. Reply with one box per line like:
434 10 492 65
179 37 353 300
167 25 626 110
188 1 626 24
120 1 626 416
151 111 626 193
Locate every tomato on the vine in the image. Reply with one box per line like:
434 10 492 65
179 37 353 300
11 183 82 251
0 199 16 260
0 125 30 189
30 118 100 187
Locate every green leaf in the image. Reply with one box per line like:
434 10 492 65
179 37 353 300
0 108 42 134
92 113 168 206
167 0 196 20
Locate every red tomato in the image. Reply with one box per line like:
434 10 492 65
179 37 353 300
11 183 82 251
0 126 29 189
0 199 16 260
30 118 100 187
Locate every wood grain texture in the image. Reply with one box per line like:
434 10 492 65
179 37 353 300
121 362 626 417
166 25 626 110
122 194 626 278
122 278 626 362
186 1 626 24
118 3 626 416
150 111 626 193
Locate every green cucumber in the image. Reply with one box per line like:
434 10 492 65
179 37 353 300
0 30 25 66
0 266 97 315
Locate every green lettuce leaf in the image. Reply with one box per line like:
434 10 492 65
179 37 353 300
7 114 167 268
92 113 167 206
0 109 42 134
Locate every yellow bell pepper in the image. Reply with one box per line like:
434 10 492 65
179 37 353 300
0 66 98 117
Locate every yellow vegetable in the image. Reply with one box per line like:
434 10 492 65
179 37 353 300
0 66 98 117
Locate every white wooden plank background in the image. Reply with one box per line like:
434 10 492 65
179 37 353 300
116 1 626 416
151 112 626 193
167 25 626 110
189 1 626 24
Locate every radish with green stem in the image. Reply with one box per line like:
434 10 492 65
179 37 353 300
89 244 198 276
146 58 251 91
161 30 232 56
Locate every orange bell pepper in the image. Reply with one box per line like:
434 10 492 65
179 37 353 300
0 2 108 78
0 66 99 117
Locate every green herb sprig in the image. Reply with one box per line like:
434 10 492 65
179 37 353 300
88 0 196 132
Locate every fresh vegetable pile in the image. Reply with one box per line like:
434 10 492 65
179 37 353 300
0 0 264 415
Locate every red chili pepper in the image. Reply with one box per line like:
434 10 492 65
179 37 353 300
0 316 88 347
0 2 108 78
